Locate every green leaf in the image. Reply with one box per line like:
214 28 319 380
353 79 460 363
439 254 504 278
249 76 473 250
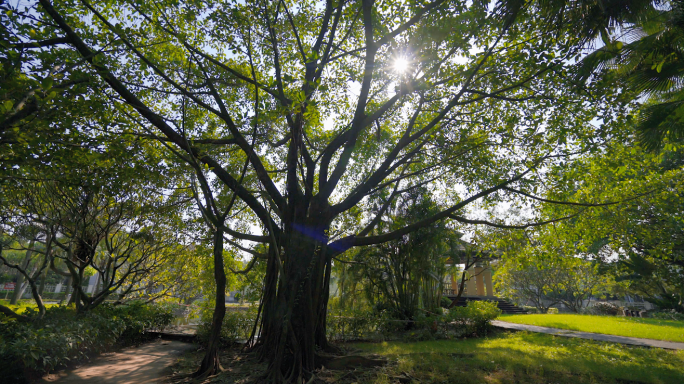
3 100 13 111
41 77 53 90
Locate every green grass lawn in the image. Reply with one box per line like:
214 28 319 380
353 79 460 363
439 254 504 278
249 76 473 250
499 314 684 343
349 331 684 384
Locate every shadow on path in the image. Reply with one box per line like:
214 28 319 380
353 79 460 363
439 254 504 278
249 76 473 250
41 340 196 384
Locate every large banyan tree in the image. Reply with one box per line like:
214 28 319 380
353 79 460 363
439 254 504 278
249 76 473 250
4 0 625 381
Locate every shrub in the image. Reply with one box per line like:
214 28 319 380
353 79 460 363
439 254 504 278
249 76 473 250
589 302 620 316
440 296 453 308
523 306 541 314
327 300 502 342
650 310 684 321
196 306 257 345
522 306 558 314
0 302 173 382
96 302 175 345
446 300 501 336
326 307 388 342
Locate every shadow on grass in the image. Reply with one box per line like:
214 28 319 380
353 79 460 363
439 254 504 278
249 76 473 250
632 317 684 329
352 330 684 384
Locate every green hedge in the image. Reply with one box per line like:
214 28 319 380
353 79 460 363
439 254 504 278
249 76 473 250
196 306 257 345
523 306 559 314
650 310 684 321
197 301 502 346
328 300 501 342
0 302 173 382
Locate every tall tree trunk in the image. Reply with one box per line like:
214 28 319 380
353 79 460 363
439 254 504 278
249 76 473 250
92 271 101 295
59 276 72 305
257 210 334 383
194 228 227 378
37 264 49 296
315 258 335 351
27 272 46 319
449 256 474 309
10 240 36 304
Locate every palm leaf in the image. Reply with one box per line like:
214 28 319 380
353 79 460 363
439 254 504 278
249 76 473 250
636 99 684 151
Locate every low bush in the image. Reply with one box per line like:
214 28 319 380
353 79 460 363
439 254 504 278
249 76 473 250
445 300 501 335
522 305 539 313
327 307 402 341
588 302 620 316
195 300 502 346
196 306 257 345
440 296 453 308
328 300 501 342
650 310 684 321
523 306 558 314
0 302 173 382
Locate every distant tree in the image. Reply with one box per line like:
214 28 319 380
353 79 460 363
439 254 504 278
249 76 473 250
496 260 562 313
538 135 684 311
497 253 610 313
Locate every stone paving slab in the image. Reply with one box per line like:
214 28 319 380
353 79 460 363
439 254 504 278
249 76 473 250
492 320 684 350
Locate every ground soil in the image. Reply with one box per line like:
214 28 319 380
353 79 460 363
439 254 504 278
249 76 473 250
40 340 196 384
166 344 396 384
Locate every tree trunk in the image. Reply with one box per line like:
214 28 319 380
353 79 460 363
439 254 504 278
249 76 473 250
449 260 472 309
10 240 36 304
59 276 72 305
27 271 46 319
37 264 49 296
92 271 101 295
257 210 334 383
315 258 335 351
193 228 227 379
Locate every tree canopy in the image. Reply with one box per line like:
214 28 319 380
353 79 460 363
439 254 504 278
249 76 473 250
1 0 641 381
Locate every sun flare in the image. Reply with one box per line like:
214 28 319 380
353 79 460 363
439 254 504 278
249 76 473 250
394 58 409 74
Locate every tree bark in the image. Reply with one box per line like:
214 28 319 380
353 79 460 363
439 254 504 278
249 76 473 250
449 256 474 309
193 228 227 378
256 204 334 383
37 264 49 296
59 276 72 305
10 240 36 304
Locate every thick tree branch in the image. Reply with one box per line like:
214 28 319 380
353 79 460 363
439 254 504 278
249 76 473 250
38 0 276 230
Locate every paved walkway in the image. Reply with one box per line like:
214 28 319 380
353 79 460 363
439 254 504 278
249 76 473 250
41 339 196 383
492 320 684 350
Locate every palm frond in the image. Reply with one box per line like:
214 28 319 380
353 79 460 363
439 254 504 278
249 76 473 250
636 99 684 151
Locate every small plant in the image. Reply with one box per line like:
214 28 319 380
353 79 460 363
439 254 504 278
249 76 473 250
440 296 453 308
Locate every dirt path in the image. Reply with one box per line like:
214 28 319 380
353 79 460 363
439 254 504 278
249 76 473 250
41 340 196 384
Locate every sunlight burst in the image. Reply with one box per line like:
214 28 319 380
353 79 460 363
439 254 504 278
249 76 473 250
394 58 409 74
